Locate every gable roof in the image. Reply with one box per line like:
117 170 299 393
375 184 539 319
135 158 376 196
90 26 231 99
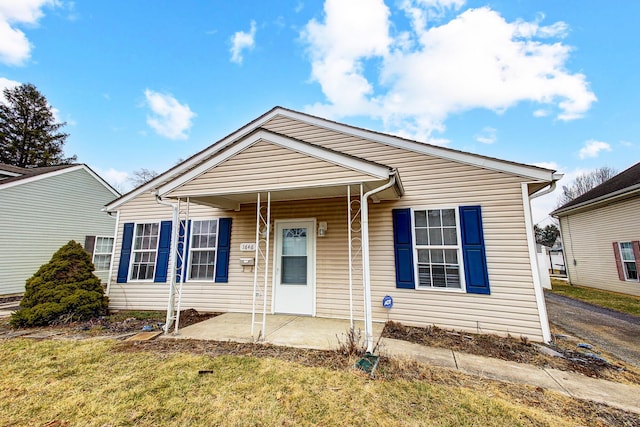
552 162 640 216
106 106 560 211
0 163 120 197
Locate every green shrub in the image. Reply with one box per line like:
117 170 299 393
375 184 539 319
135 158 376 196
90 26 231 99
10 240 109 327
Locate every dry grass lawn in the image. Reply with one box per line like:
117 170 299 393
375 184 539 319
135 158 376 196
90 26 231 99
0 338 636 426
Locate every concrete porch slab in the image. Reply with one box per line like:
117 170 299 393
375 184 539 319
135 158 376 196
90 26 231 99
169 313 384 351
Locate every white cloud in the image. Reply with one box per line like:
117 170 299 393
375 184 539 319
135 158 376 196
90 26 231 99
578 139 611 159
475 126 497 144
144 89 196 140
230 20 257 64
0 76 21 102
96 167 130 193
301 1 596 141
0 0 59 65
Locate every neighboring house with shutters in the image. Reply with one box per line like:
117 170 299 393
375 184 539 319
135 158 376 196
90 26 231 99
0 163 119 296
105 107 560 345
552 162 640 296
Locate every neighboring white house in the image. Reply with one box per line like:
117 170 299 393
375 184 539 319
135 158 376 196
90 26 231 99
105 107 561 345
552 162 640 296
0 164 120 295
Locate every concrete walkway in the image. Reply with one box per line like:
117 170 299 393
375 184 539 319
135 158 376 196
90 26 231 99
174 313 640 414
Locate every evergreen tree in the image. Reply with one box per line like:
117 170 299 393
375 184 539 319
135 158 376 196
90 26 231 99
10 241 108 327
0 83 76 167
534 224 560 248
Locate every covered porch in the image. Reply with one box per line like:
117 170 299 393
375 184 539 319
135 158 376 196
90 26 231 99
155 129 404 352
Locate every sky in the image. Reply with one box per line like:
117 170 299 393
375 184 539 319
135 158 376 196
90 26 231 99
1 0 639 224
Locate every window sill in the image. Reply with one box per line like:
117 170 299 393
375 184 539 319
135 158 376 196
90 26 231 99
415 286 466 293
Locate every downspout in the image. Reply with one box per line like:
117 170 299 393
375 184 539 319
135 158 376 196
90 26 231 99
361 171 398 353
522 179 558 343
155 194 180 333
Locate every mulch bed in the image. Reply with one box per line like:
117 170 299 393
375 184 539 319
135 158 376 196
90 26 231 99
382 321 640 385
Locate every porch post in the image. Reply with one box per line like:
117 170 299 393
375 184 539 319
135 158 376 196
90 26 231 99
360 190 374 353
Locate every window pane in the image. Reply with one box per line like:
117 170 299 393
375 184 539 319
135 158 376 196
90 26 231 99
428 228 442 245
430 249 444 263
282 228 307 256
443 228 457 245
282 256 307 284
620 242 635 261
624 262 638 280
417 249 430 263
94 254 111 270
415 228 428 245
446 266 461 288
441 209 456 226
432 265 446 287
427 210 441 227
414 211 427 227
444 249 458 264
418 266 431 287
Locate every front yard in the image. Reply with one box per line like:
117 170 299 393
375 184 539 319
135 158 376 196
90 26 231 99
1 337 638 426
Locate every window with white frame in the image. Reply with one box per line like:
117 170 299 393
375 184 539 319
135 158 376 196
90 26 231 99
93 237 114 271
130 223 159 280
189 219 218 280
414 208 462 289
619 242 638 281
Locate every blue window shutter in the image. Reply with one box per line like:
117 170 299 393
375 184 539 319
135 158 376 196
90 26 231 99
459 206 490 295
154 220 172 283
176 220 191 283
116 223 134 283
215 218 232 283
392 209 415 289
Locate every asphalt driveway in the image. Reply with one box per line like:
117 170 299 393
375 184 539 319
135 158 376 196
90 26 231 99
545 292 640 367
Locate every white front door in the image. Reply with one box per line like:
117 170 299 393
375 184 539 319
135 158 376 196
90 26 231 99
274 219 315 315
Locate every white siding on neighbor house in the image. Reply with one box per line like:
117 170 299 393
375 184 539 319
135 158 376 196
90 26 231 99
108 115 546 341
0 169 117 295
559 196 640 296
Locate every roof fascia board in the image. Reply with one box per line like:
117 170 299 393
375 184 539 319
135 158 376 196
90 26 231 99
275 108 555 182
158 129 391 196
552 184 640 217
81 164 121 197
0 165 81 190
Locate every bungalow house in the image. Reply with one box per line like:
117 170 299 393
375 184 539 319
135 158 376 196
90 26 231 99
105 107 560 348
0 163 120 295
552 162 640 296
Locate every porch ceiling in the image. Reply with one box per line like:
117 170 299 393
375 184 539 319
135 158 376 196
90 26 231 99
161 178 402 210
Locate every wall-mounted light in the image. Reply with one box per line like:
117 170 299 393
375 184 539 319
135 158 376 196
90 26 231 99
318 221 328 237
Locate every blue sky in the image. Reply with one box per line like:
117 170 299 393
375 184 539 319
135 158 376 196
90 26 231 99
1 0 639 223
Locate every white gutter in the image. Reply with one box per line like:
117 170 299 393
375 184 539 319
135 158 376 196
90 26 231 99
155 194 181 334
361 172 398 353
530 180 557 200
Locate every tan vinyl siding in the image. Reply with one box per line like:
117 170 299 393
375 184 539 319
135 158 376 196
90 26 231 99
169 140 381 198
0 169 116 295
109 114 545 341
560 196 640 296
108 194 365 320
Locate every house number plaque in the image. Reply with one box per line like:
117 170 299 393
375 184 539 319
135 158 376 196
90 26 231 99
240 243 256 252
